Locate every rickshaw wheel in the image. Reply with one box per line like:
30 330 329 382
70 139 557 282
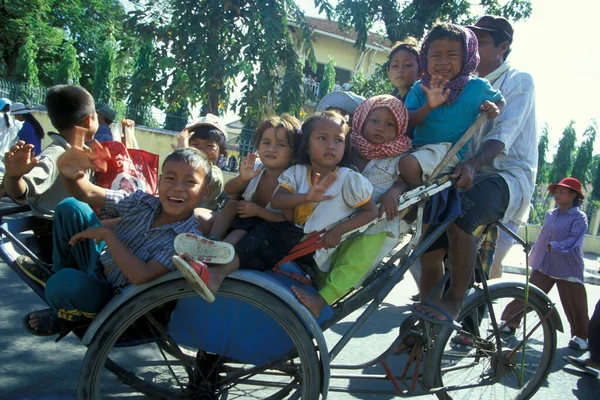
78 278 322 399
432 286 557 400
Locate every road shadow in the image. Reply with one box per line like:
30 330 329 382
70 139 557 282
329 302 412 338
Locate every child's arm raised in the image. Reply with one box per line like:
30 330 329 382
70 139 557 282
224 153 262 196
57 146 106 208
69 227 168 285
408 75 449 130
270 172 337 210
320 199 378 249
3 141 39 202
172 128 190 150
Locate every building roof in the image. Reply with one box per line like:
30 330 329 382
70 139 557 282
305 16 392 51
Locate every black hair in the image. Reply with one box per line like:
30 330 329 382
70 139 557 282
388 39 421 73
189 125 227 156
2 104 10 128
487 30 512 60
22 112 45 140
425 23 464 52
45 85 95 131
162 147 212 183
295 111 352 168
253 114 301 150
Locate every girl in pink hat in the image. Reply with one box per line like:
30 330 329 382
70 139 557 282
502 177 590 350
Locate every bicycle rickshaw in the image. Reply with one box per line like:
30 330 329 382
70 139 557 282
0 116 562 399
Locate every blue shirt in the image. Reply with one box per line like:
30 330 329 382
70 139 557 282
18 121 42 156
405 77 503 160
94 125 113 143
99 190 204 289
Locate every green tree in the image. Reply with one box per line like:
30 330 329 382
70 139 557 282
549 121 577 184
276 63 306 118
49 0 131 89
1 1 130 88
128 1 317 123
13 36 40 87
571 123 597 185
536 123 550 185
56 40 81 85
336 0 532 47
127 40 158 127
349 62 394 98
319 57 336 100
591 154 600 201
92 33 117 106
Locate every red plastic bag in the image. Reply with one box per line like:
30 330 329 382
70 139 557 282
94 141 159 195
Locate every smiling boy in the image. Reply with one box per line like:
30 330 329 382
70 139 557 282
23 147 217 337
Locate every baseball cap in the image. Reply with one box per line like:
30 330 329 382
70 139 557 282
9 102 30 115
467 16 513 44
316 91 366 115
96 105 116 122
186 113 228 140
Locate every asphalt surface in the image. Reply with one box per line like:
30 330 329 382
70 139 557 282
0 196 599 399
1 259 600 399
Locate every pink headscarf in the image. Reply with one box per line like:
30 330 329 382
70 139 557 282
351 95 411 160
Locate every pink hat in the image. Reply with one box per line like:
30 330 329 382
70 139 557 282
548 177 584 199
186 114 227 139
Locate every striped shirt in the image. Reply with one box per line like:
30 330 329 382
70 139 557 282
531 207 588 282
99 189 203 289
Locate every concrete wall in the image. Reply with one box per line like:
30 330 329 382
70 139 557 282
33 110 177 165
312 32 389 77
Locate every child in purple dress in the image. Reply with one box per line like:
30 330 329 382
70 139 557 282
502 177 589 350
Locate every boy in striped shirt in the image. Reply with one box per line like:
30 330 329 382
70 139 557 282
23 147 230 337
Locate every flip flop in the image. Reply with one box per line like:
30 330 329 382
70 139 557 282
563 355 600 378
174 233 235 264
172 255 215 303
23 308 90 337
410 303 462 331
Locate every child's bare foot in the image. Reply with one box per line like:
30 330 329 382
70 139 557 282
291 286 327 318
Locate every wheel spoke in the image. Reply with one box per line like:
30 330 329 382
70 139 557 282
78 279 321 399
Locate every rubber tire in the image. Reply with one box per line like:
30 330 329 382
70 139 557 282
432 285 557 400
77 278 322 399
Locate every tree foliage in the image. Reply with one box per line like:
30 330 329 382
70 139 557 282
1 0 129 89
319 57 336 100
92 33 117 106
128 40 158 127
571 123 597 185
536 123 550 185
13 35 39 87
591 154 600 201
127 1 314 124
335 0 532 48
549 121 577 184
55 40 81 85
349 62 394 98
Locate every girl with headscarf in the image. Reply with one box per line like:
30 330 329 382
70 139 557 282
292 94 412 318
398 23 504 196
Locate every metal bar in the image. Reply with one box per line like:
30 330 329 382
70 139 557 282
328 216 457 361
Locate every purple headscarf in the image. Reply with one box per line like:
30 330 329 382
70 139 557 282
420 25 479 106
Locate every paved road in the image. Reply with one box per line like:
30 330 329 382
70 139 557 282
1 251 600 400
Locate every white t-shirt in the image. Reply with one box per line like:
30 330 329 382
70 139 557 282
467 66 538 225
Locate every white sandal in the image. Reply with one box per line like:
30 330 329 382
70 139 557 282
174 233 235 264
172 255 215 303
